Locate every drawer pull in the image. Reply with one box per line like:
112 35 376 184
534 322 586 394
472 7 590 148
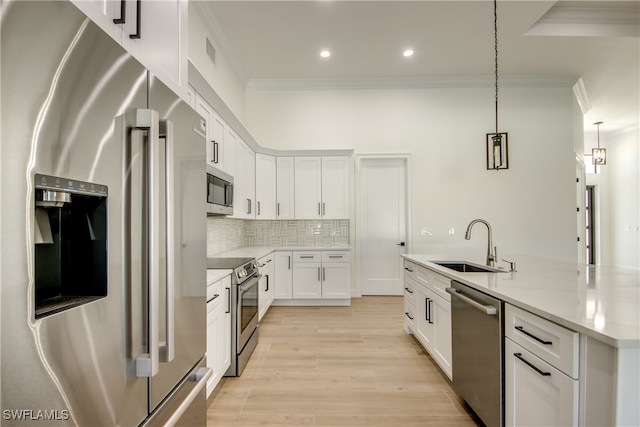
405 312 414 320
515 326 552 345
300 255 315 259
404 287 413 294
404 267 413 272
207 293 220 304
328 255 343 259
514 353 551 377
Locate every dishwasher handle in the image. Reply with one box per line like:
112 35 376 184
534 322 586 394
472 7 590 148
446 287 497 315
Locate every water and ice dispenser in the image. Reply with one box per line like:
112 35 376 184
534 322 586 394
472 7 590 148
34 174 108 318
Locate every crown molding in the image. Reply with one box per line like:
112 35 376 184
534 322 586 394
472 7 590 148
246 75 581 91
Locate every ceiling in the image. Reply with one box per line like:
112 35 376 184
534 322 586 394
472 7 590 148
196 1 639 134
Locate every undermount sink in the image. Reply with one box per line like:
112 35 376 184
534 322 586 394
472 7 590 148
431 261 506 273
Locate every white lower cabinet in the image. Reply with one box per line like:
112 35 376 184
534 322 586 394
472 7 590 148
274 251 293 299
504 303 579 427
505 339 578 427
281 251 350 302
257 253 275 321
403 261 452 379
412 275 452 379
206 275 231 397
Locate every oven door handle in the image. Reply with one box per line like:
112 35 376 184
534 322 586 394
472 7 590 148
238 274 262 293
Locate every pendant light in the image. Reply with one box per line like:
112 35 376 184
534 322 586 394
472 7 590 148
592 121 606 165
486 0 509 170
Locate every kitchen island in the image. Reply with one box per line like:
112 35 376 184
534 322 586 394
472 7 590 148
402 254 640 426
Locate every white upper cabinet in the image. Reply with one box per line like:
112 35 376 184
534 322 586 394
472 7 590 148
194 94 214 165
321 156 350 219
276 157 295 219
255 154 277 219
71 0 187 98
234 139 255 219
294 156 349 219
294 157 323 219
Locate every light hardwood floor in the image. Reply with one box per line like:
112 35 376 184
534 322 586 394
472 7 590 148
207 296 483 426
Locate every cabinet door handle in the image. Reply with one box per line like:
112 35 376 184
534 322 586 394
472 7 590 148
247 199 251 215
129 0 141 39
288 256 291 270
317 202 321 215
514 353 551 376
265 275 269 292
257 201 261 216
322 267 326 281
405 312 414 320
277 202 280 216
225 287 231 314
317 267 321 281
425 298 430 322
426 298 433 324
322 202 326 215
515 326 552 345
113 0 126 24
212 141 219 164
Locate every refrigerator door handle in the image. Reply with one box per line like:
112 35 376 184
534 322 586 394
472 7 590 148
159 119 175 363
129 109 161 378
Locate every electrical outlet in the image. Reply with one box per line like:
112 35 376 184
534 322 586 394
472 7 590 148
421 228 432 236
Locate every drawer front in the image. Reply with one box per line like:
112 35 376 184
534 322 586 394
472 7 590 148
505 304 579 378
403 260 417 280
207 275 230 306
293 251 321 262
404 295 416 328
429 271 451 302
321 251 350 263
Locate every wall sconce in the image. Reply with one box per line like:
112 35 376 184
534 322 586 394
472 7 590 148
485 0 509 171
592 121 606 165
486 132 509 170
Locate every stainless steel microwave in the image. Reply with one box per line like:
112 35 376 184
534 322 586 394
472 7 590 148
207 165 234 215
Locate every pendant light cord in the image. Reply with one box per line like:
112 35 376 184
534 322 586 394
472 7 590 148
494 0 499 135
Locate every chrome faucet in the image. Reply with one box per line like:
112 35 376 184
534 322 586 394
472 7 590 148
465 219 497 267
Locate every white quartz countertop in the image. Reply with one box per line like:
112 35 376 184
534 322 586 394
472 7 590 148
207 269 232 285
212 246 351 261
402 254 640 349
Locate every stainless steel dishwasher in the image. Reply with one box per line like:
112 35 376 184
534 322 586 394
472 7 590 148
446 281 504 427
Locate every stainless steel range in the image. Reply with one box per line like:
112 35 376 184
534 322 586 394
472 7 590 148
207 257 261 376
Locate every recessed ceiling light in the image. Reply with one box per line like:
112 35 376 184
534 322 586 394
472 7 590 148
320 50 331 58
403 49 414 57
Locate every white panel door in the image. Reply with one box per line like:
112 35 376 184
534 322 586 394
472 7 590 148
358 158 407 295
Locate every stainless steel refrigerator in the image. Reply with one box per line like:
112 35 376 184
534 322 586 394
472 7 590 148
1 1 210 425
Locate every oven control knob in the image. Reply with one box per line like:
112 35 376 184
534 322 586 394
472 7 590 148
238 270 246 278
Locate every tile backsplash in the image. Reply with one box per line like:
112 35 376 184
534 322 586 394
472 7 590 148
207 218 349 256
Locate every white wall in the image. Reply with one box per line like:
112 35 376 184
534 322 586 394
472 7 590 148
587 127 640 268
245 84 579 263
188 3 245 121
